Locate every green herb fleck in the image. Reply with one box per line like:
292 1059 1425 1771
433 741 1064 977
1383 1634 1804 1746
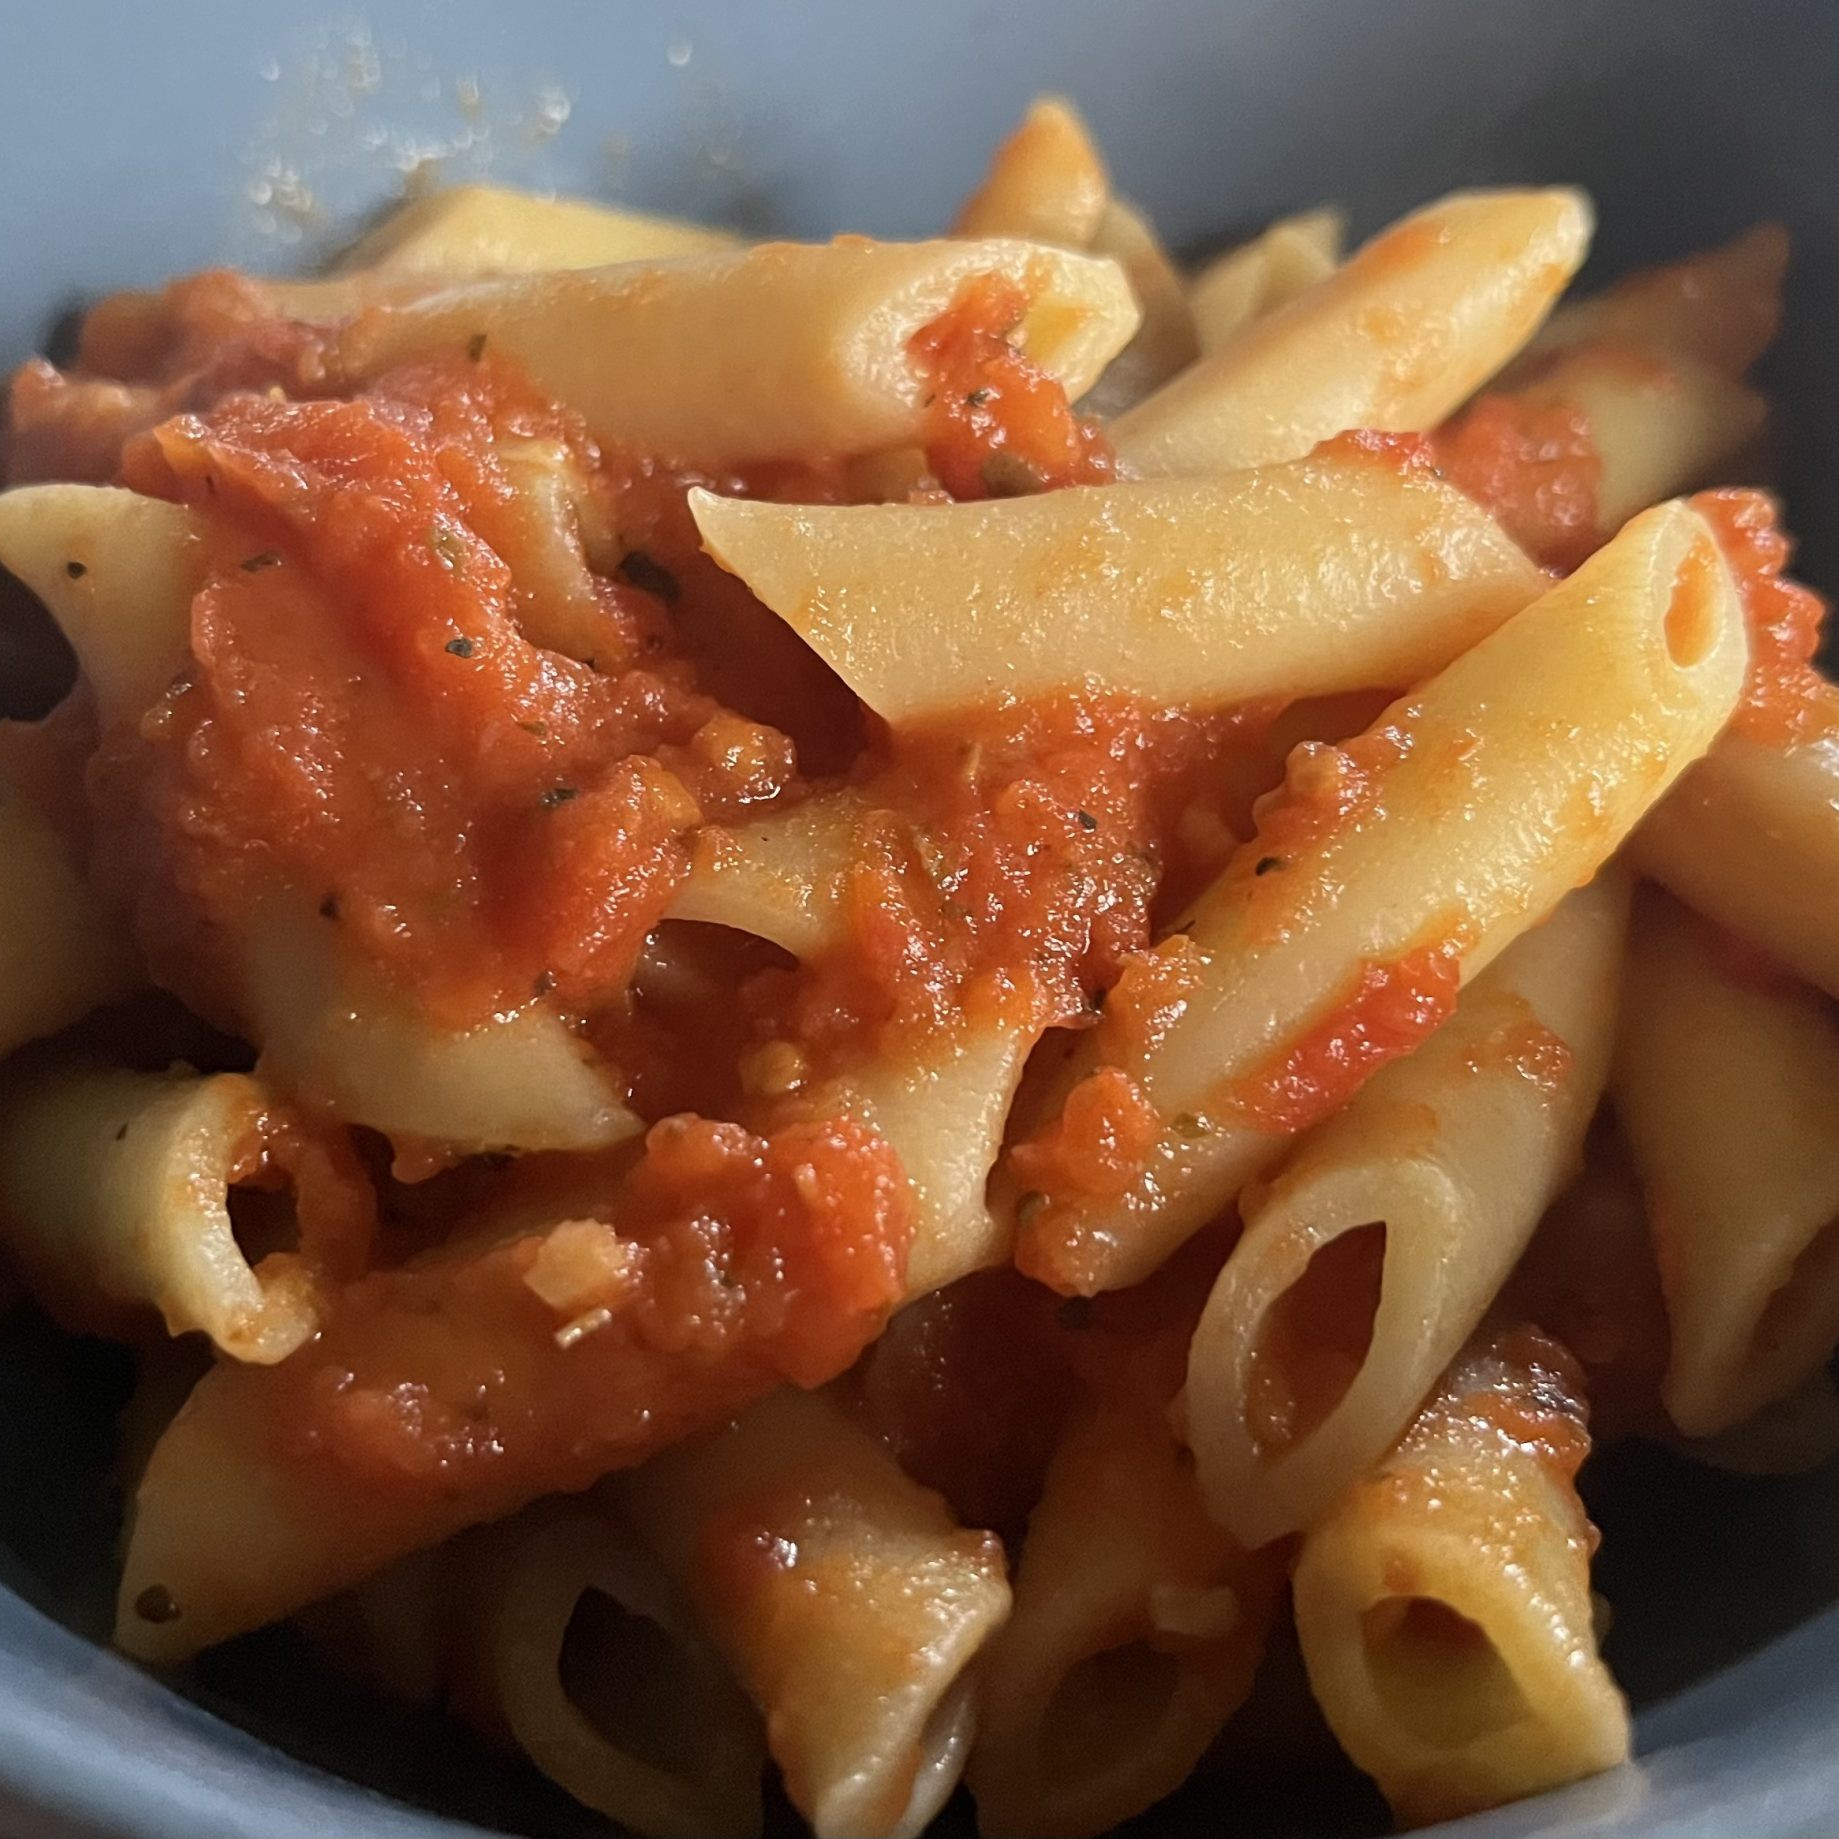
1254 855 1284 876
240 551 281 573
466 331 488 362
540 785 579 809
965 386 992 407
532 970 556 997
518 719 549 738
64 560 87 580
1076 809 1099 832
1171 1112 1209 1140
616 550 681 603
445 636 476 658
1016 1190 1047 1225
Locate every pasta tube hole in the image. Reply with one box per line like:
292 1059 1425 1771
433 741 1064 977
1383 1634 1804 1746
557 1587 710 1778
1662 535 1723 668
1040 1640 1185 1783
1359 1596 1530 1747
0 564 77 719
226 1184 301 1268
1244 1223 1386 1459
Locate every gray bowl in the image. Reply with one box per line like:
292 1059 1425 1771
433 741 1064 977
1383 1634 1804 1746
2 2 1838 1834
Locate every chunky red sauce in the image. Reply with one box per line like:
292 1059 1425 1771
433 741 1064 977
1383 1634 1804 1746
1433 391 1601 571
106 363 806 1030
3 261 1274 1529
282 1114 909 1502
1010 1065 1163 1206
909 274 1115 499
749 696 1260 1073
1690 487 1835 745
1228 941 1464 1135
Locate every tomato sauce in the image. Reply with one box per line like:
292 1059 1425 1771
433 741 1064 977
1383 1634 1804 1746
909 274 1115 499
747 695 1258 1070
1227 941 1463 1135
1010 1065 1162 1206
1690 487 1835 745
277 1114 909 1504
103 361 808 1030
1433 391 1601 572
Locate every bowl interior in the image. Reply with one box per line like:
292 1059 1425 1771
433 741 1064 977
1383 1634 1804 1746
2 2 1838 1835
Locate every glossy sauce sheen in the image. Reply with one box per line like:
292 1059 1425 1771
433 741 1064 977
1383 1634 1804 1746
27 276 1269 1507
1690 487 1835 744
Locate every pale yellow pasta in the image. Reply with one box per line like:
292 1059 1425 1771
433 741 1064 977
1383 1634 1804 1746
329 239 1138 466
247 904 640 1159
952 96 1110 248
623 1386 1011 1839
672 796 1033 1293
0 777 137 1057
335 182 740 277
1634 724 1839 1001
304 1504 765 1839
1111 189 1590 477
468 1507 765 1839
1079 200 1201 416
1012 500 1745 1295
1187 206 1346 353
817 1007 1040 1296
0 1065 335 1363
669 791 873 960
1613 888 1839 1437
1187 873 1628 1548
1521 221 1789 379
691 446 1547 723
0 484 202 728
1512 346 1766 536
969 1362 1279 1838
1293 1327 1629 1827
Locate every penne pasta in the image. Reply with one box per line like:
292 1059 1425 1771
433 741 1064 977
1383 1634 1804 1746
328 239 1139 466
952 96 1110 248
12 114 1835 1836
305 1503 766 1839
0 1063 372 1363
1292 1326 1629 1826
691 444 1547 723
1613 889 1839 1437
1186 206 1346 354
817 1006 1041 1297
1437 345 1766 570
0 775 137 1058
1508 1125 1670 1448
247 904 641 1160
623 1386 1011 1839
1078 200 1201 417
1010 500 1745 1295
1521 221 1789 380
114 1108 912 1663
334 182 740 278
1111 189 1590 478
1187 873 1629 1548
969 1322 1280 1838
0 483 202 729
1634 720 1839 1002
669 792 873 961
